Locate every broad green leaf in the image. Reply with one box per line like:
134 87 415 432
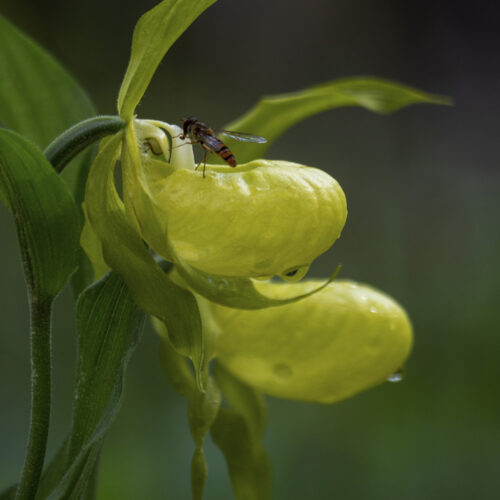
118 0 218 120
157 324 221 500
0 13 96 193
46 272 145 498
84 132 205 382
0 129 79 301
0 130 110 499
0 13 102 295
214 280 413 404
211 364 270 500
1 274 142 499
220 77 451 164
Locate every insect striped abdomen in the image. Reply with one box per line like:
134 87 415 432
217 144 237 166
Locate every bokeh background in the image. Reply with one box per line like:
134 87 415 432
1 0 499 498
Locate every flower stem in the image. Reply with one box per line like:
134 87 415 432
15 299 52 500
44 115 125 173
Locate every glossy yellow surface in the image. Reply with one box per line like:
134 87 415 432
213 280 413 403
149 160 347 278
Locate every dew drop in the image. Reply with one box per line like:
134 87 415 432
387 369 404 383
369 306 378 314
273 363 293 378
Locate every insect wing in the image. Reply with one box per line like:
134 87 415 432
199 133 224 151
218 130 267 143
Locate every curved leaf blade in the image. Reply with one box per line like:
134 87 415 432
47 272 145 498
0 12 99 295
221 77 451 164
0 273 143 499
0 13 96 192
0 130 80 300
118 0 218 120
0 14 95 146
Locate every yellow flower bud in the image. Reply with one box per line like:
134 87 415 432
148 159 347 278
212 280 413 403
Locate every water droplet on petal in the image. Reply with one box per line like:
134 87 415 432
369 305 378 314
273 363 293 378
279 264 310 282
387 369 404 383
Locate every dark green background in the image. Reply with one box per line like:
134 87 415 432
1 0 499 498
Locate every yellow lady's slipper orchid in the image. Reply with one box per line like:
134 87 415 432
212 279 413 404
123 120 347 280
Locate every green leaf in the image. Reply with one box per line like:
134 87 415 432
0 13 96 192
211 364 270 500
0 129 81 499
1 273 143 498
34 440 70 499
220 77 451 164
84 131 205 383
0 129 80 301
118 0 218 120
174 261 341 310
0 12 101 294
46 272 145 498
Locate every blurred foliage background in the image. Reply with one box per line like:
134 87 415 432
0 0 499 498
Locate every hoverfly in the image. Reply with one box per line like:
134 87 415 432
180 117 267 176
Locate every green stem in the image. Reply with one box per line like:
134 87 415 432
15 299 53 500
44 115 125 173
12 116 124 498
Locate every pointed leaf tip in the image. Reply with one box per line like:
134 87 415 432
117 0 218 120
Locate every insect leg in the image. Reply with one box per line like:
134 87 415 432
195 149 213 178
202 150 208 178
